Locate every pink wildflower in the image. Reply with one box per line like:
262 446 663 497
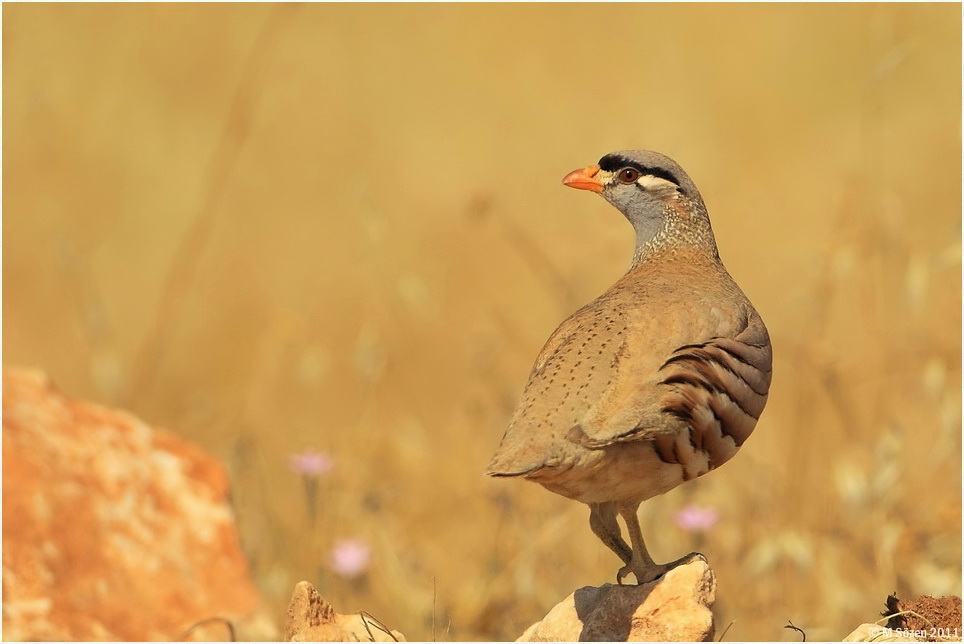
674 504 719 532
330 538 371 578
288 451 334 477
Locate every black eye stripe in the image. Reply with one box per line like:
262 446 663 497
598 154 681 187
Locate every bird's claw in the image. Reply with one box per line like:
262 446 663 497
616 565 632 585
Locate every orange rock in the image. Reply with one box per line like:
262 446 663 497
2 368 266 641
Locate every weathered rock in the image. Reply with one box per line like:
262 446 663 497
1 368 270 641
518 556 716 642
285 581 405 642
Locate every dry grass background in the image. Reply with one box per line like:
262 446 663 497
3 3 961 641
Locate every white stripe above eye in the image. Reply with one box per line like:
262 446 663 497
636 175 680 191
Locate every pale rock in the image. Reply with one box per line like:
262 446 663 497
518 556 716 642
285 581 406 642
1 367 271 641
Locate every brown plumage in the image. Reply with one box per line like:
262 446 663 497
485 150 772 584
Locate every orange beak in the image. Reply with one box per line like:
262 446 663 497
562 165 604 193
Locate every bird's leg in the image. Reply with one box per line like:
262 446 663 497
589 502 632 565
616 502 665 585
613 503 704 584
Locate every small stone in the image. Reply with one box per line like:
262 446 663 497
284 581 405 642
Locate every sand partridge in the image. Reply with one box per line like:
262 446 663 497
486 150 772 585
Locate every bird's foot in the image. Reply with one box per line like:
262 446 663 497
616 562 668 586
616 552 706 585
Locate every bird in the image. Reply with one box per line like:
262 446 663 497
485 150 772 585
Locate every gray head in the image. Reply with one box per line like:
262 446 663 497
562 150 718 261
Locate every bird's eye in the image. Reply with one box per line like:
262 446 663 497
617 168 640 184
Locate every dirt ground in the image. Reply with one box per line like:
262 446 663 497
885 594 963 641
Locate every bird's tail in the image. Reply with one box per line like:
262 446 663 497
484 447 545 478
